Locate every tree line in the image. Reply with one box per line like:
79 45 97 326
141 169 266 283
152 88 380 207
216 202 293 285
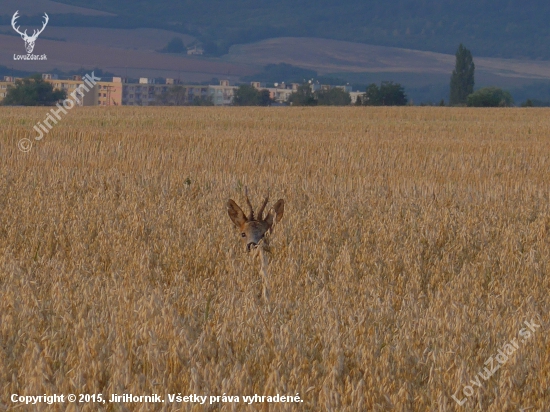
1 75 66 106
233 82 408 106
450 43 514 107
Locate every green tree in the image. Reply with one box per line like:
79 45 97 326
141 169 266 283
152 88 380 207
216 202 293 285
154 85 189 105
316 88 351 105
466 87 513 107
233 84 272 106
380 81 407 106
160 37 186 53
521 99 534 107
2 74 66 106
258 89 272 106
191 96 214 106
154 87 215 106
233 84 258 105
364 83 381 105
364 82 407 106
288 83 317 106
450 44 475 106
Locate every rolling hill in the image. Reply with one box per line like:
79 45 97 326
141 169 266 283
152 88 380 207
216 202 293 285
42 0 550 60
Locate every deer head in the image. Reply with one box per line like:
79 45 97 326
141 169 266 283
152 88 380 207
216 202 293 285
12 11 49 54
227 188 284 252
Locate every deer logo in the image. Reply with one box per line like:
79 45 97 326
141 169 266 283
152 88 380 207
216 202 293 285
12 11 49 54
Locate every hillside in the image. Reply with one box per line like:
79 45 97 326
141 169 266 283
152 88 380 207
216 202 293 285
0 26 197 53
2 1 550 103
3 0 114 16
0 30 254 82
225 37 550 103
30 0 550 59
226 38 550 84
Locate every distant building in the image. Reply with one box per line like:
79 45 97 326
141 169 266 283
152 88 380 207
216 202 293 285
123 83 164 106
0 74 359 106
0 77 15 100
50 78 98 106
187 46 204 55
349 91 364 104
265 85 294 104
207 80 237 106
334 85 352 93
98 78 123 106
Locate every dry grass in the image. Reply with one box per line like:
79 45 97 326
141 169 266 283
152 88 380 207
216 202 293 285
0 107 549 411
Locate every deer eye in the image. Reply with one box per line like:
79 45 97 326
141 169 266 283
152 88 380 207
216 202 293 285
241 233 246 237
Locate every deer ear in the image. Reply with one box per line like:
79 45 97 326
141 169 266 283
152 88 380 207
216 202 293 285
265 199 284 229
273 199 284 224
227 199 247 228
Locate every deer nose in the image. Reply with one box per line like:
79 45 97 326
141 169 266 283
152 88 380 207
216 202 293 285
246 242 257 252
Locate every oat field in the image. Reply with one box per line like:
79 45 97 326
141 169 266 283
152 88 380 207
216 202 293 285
0 107 549 411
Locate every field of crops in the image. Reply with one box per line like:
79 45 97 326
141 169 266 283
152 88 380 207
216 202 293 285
0 107 549 411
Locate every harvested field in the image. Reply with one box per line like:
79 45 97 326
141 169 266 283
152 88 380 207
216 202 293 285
0 107 549 410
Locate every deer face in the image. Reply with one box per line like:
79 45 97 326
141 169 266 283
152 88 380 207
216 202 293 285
23 38 37 54
227 190 284 252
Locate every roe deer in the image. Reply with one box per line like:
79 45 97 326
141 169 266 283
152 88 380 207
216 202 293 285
227 187 284 302
227 187 284 252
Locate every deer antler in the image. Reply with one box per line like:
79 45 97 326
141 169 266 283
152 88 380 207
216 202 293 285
11 11 49 40
29 13 49 40
11 11 27 38
257 190 269 220
244 186 254 220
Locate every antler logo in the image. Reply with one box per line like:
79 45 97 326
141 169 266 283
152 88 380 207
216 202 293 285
12 11 49 54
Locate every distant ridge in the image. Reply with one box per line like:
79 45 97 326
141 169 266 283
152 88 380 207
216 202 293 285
3 0 115 16
225 38 550 83
52 0 550 59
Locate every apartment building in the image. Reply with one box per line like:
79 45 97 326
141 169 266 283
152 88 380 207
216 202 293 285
349 91 364 104
123 82 201 106
208 80 237 105
0 76 15 101
0 74 359 106
265 86 294 104
97 77 123 106
0 75 98 106
49 75 98 106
